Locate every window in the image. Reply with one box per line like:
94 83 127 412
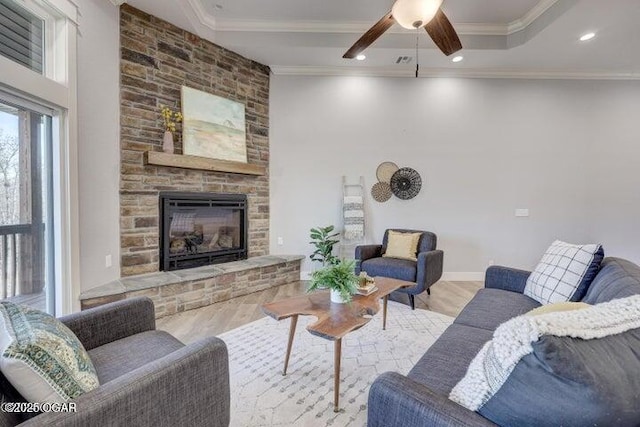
0 0 45 74
0 97 54 313
0 0 78 315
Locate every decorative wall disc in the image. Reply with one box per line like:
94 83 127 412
376 162 399 183
390 168 422 200
371 182 392 202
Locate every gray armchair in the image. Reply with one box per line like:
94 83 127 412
1 297 230 427
355 229 444 310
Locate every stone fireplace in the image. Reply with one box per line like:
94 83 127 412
119 5 270 277
79 5 303 318
159 192 248 271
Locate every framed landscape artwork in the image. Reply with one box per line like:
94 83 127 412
181 86 247 163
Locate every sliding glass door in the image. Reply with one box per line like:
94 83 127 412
0 95 54 314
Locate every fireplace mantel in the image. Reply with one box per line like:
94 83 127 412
144 151 266 176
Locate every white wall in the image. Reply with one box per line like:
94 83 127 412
71 6 640 288
77 0 121 290
589 83 640 262
270 76 640 277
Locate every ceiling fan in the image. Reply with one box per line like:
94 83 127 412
343 0 462 59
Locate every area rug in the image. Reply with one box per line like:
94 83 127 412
219 301 454 426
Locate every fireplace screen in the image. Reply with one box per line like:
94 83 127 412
160 192 248 271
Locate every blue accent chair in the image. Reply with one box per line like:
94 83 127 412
355 229 444 309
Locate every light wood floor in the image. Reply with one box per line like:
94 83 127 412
157 280 483 344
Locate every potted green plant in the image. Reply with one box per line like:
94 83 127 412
308 259 359 304
309 225 340 267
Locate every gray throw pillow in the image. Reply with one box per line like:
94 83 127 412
479 329 640 426
449 295 640 426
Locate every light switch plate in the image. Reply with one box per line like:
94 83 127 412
515 209 530 217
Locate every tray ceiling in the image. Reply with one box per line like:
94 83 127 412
201 0 541 25
124 0 640 79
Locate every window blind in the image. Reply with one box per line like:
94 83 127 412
0 0 44 74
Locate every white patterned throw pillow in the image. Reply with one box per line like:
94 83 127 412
524 240 604 305
0 302 99 403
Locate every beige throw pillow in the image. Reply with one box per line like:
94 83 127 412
383 231 421 261
526 301 590 316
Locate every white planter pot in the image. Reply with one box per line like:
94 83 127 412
330 288 348 304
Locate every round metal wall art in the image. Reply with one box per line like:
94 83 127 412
390 167 422 200
371 182 393 202
376 162 399 183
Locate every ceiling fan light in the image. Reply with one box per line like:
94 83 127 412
392 0 443 30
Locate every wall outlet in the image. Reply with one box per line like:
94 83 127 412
515 208 530 217
277 237 284 245
488 259 494 266
105 254 112 268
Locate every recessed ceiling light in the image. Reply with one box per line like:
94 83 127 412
452 55 463 63
579 32 596 42
356 54 366 61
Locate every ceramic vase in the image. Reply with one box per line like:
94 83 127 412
330 288 348 304
162 130 174 154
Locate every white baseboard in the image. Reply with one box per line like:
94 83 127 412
440 272 485 282
301 271 484 282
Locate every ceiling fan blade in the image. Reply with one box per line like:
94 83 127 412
424 8 462 56
343 12 395 59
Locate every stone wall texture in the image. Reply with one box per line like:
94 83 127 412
119 5 271 276
81 261 301 319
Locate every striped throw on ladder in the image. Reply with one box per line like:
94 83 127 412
343 195 364 240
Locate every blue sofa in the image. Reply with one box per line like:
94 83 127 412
367 257 640 426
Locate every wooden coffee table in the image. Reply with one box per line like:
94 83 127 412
261 276 412 412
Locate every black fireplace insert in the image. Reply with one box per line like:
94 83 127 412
159 192 248 271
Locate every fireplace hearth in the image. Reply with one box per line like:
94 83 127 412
159 192 248 271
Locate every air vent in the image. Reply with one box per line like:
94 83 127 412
395 56 413 64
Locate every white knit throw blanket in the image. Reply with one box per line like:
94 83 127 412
449 295 640 411
343 195 364 240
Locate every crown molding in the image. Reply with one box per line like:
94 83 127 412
183 0 216 31
193 0 559 36
213 19 510 36
507 0 559 34
270 65 640 81
215 19 396 34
